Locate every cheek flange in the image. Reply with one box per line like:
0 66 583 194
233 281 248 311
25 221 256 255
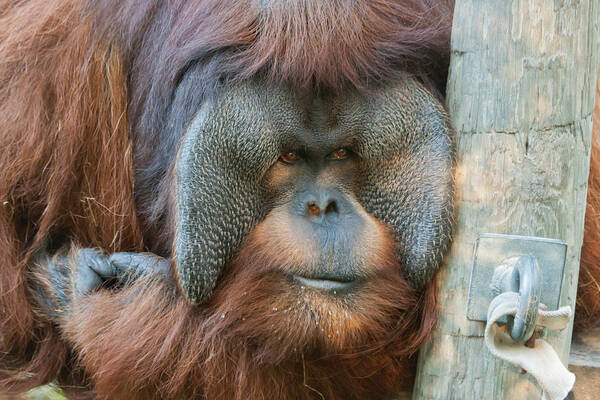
355 80 455 290
172 80 294 304
173 105 265 304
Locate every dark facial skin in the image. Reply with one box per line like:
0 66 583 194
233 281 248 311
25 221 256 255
35 75 454 321
174 76 454 303
263 141 382 289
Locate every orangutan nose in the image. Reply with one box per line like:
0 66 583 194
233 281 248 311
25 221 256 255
301 189 342 223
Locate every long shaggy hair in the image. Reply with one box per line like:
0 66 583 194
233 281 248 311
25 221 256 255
578 81 600 327
60 225 437 399
0 0 598 398
0 0 142 394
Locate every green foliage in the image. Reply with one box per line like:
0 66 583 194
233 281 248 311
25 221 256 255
25 385 66 400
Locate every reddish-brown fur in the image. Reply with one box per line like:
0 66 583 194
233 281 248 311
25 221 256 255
59 223 436 399
0 0 142 394
577 81 600 327
0 0 598 398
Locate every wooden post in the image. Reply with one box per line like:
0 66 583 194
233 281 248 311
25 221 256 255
412 1 600 399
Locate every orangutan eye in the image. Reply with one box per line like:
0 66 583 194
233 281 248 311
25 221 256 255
280 151 300 163
329 148 348 160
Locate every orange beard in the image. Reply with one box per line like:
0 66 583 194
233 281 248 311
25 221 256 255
62 225 437 400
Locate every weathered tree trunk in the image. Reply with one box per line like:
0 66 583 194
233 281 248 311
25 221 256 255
412 1 600 399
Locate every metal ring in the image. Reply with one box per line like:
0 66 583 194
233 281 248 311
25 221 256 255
506 255 541 343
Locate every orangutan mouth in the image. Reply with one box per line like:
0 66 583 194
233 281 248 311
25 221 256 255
290 274 359 291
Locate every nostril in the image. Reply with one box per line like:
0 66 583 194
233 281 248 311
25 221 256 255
325 200 338 215
307 201 321 217
302 193 341 220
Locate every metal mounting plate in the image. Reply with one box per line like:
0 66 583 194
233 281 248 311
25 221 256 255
466 233 567 322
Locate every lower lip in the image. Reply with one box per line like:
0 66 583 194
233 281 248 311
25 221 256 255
291 275 357 291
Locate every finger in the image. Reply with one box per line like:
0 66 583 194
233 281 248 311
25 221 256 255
78 248 116 278
74 249 114 296
109 252 170 278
